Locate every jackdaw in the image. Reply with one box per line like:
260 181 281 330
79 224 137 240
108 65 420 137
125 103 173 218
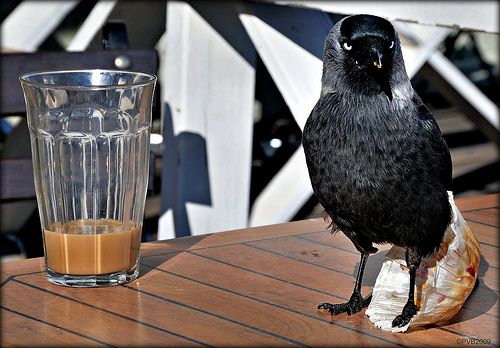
302 14 452 328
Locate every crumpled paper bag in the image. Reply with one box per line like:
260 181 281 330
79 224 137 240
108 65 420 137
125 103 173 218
365 192 480 332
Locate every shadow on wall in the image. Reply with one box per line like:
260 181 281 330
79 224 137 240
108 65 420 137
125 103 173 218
160 103 212 238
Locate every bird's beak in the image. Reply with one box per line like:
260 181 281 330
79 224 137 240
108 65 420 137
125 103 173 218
373 50 383 69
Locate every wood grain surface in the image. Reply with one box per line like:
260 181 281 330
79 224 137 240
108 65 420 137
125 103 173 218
1 194 498 347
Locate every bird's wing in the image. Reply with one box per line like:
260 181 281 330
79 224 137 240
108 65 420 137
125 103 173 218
412 93 453 191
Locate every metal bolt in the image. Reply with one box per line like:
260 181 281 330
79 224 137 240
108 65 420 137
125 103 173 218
114 55 131 69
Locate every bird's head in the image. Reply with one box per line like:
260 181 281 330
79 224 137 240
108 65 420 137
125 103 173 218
323 14 407 100
339 15 396 73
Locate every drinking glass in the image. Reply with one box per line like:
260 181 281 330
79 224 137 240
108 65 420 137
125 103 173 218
20 70 156 287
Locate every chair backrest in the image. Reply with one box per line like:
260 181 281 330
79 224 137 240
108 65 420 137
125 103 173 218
0 49 158 115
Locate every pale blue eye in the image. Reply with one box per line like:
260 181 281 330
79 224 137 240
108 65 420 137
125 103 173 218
343 42 352 50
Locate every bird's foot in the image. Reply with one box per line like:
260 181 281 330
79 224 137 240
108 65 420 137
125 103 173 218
392 301 417 328
318 291 371 316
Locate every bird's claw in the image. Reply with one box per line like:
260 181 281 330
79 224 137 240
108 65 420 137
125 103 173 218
392 301 417 328
318 291 371 316
318 302 344 315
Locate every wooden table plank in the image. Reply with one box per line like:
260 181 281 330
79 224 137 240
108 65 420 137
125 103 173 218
2 278 206 347
137 255 389 347
13 272 286 347
1 194 498 347
463 209 499 228
136 218 329 260
1 307 105 347
147 246 468 347
467 221 499 247
455 194 498 212
247 234 498 343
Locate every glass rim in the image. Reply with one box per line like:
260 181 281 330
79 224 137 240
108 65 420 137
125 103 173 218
19 69 157 89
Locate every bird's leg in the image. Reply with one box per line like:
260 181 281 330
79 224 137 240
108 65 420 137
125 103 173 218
392 248 422 327
318 252 372 315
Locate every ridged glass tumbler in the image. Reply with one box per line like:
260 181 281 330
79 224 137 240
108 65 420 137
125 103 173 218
20 70 156 287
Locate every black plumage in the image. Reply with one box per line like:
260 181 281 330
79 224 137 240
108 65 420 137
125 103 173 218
302 14 452 327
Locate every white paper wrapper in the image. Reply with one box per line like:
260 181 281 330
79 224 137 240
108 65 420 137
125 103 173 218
365 192 480 332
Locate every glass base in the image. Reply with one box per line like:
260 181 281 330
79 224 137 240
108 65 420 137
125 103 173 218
46 264 139 287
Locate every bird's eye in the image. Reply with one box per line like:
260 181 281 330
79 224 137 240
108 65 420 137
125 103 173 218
343 42 352 51
389 41 394 49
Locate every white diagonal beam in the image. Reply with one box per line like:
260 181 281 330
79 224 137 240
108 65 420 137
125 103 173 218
240 11 327 130
396 22 499 142
425 53 500 141
393 22 452 78
250 146 312 226
241 6 330 226
1 0 80 52
67 0 118 51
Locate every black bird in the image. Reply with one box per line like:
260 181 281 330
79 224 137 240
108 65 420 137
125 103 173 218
302 14 452 328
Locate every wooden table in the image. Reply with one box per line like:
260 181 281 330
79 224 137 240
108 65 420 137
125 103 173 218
1 194 498 347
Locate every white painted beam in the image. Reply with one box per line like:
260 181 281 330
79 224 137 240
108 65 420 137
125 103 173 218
1 0 80 52
66 0 118 51
424 52 500 142
241 4 330 227
398 21 499 142
274 1 499 33
250 146 313 226
394 23 452 78
240 11 326 130
158 1 255 240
